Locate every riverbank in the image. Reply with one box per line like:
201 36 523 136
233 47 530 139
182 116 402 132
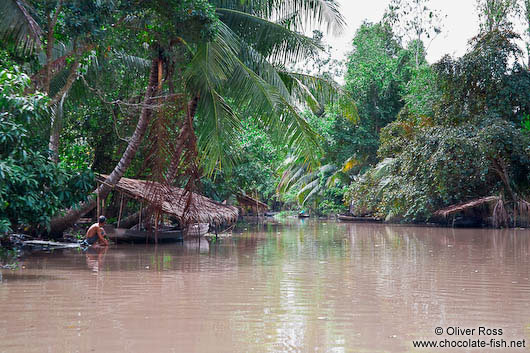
2 209 528 257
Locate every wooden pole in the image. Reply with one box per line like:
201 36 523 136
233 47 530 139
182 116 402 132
256 191 259 219
139 202 143 230
514 201 516 228
96 183 101 218
101 192 106 217
154 210 159 244
117 193 124 228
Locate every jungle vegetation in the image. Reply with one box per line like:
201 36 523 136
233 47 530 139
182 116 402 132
0 0 529 236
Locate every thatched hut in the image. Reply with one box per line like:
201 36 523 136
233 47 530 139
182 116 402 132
97 175 238 226
434 196 530 228
236 193 269 216
433 196 499 227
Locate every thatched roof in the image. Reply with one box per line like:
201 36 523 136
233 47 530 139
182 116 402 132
434 196 499 218
236 193 269 210
98 175 238 225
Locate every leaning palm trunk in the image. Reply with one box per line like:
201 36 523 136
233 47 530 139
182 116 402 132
49 58 160 235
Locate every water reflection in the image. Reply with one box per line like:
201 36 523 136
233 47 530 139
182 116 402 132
0 221 529 352
85 246 107 273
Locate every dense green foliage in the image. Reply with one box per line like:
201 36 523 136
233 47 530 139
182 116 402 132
344 22 415 166
0 67 93 234
347 29 530 223
201 116 285 203
278 22 418 215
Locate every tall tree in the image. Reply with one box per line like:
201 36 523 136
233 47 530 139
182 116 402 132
347 28 530 225
384 0 444 67
345 22 413 148
476 0 519 32
520 0 530 66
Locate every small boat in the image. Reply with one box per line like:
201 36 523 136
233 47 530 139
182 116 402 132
112 228 183 243
111 223 209 243
336 214 382 223
298 212 310 218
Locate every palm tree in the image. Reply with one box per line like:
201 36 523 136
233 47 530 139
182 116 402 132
278 154 361 208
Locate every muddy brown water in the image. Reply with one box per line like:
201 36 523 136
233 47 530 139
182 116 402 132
1 220 530 353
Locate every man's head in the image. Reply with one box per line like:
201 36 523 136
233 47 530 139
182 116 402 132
98 215 106 225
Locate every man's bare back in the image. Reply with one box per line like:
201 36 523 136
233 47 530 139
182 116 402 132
85 216 109 246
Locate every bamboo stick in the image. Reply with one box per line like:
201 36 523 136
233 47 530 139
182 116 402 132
101 192 105 216
117 193 124 228
96 183 101 218
139 203 143 230
154 211 159 244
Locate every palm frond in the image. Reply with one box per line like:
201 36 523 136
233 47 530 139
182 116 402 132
229 53 321 167
217 7 322 64
297 178 320 204
185 16 343 174
296 169 318 185
32 41 75 87
278 165 306 193
111 51 151 71
36 41 72 66
185 23 239 92
297 164 336 205
206 22 321 165
279 161 338 205
0 0 42 53
280 71 359 121
184 24 243 174
48 65 71 99
64 50 149 104
275 11 304 30
278 0 345 35
196 89 242 174
278 96 322 163
237 43 291 98
212 0 345 35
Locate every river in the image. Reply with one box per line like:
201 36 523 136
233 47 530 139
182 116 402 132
1 220 529 352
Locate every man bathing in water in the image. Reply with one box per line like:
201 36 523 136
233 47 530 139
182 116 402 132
84 215 109 247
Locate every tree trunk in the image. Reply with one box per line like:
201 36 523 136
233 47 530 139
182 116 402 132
491 158 516 201
48 92 65 163
47 58 81 162
49 57 161 236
